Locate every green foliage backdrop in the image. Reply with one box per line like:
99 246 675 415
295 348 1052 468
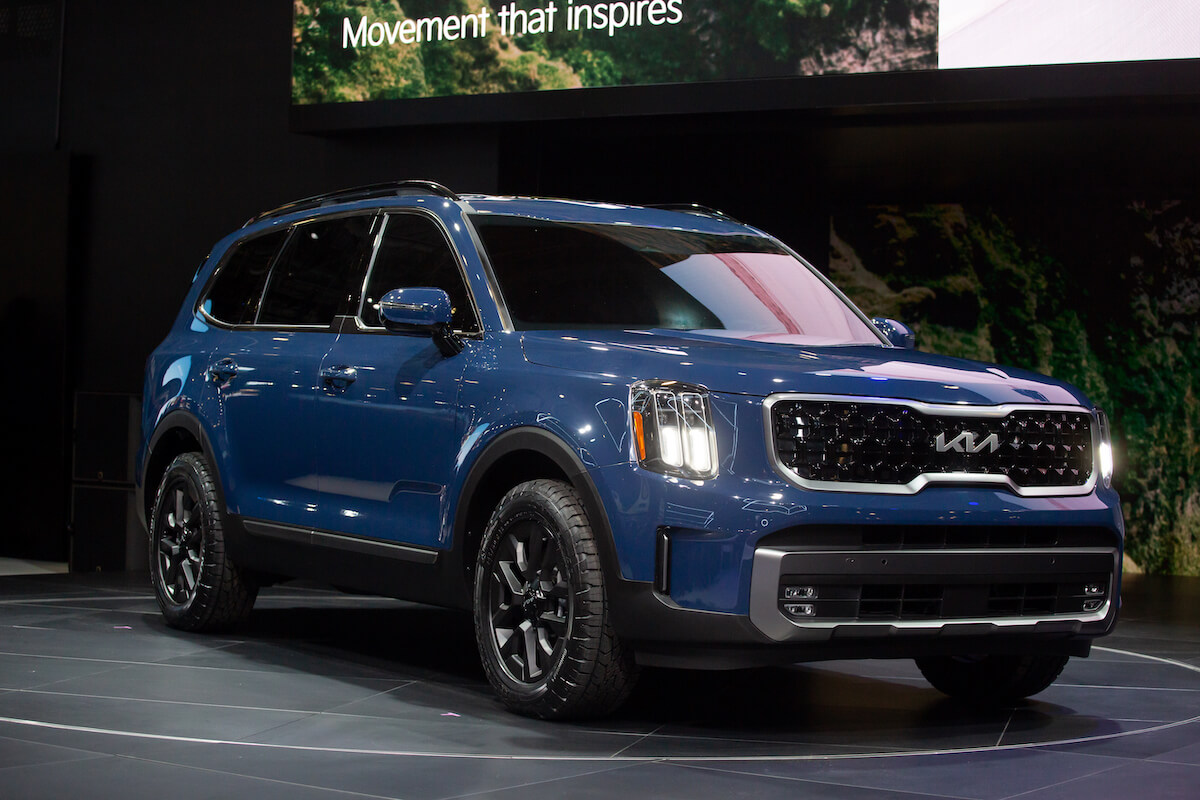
831 202 1200 574
292 0 937 103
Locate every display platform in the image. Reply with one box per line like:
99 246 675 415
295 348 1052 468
1 571 1198 799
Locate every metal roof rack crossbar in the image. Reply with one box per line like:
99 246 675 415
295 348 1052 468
245 180 460 226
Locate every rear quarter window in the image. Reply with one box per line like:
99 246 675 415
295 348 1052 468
201 230 287 325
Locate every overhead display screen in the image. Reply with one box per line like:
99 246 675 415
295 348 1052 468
939 0 1200 70
290 0 1200 119
291 0 940 104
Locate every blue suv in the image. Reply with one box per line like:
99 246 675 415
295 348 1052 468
138 181 1122 718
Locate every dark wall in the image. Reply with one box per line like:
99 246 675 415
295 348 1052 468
56 1 498 396
1 1 1197 566
498 103 1200 266
0 155 70 560
1 1 498 563
0 0 62 151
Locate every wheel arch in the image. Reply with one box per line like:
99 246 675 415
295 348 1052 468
139 410 224 534
451 427 621 591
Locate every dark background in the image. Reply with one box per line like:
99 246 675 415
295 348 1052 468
2 1 1198 570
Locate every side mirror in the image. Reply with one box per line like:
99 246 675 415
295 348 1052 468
379 287 463 356
871 317 916 349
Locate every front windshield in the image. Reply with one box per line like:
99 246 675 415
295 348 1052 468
472 215 883 346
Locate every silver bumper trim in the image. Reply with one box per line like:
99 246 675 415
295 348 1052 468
749 545 1118 642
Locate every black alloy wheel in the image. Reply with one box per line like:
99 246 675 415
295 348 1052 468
155 474 204 605
149 452 257 631
474 479 636 719
485 514 572 684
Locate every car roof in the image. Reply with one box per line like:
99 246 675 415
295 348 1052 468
460 195 752 234
241 181 756 237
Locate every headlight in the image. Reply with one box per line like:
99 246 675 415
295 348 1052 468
1096 408 1114 487
630 380 718 479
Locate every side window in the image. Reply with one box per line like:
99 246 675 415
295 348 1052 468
257 215 376 326
202 230 286 325
361 213 477 332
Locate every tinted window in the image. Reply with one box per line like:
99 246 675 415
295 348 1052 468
361 213 476 331
473 216 881 345
258 215 376 326
202 231 286 325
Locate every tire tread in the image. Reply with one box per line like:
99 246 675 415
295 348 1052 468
916 653 1069 705
474 478 637 719
149 452 256 632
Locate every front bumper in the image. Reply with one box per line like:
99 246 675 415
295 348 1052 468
592 468 1122 669
748 545 1117 642
608 564 1115 669
587 386 1124 668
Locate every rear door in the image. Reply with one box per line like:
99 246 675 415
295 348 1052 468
206 213 378 528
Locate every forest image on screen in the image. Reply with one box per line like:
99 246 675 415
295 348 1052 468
291 0 939 104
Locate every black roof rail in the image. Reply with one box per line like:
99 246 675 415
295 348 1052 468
647 203 739 223
244 180 460 226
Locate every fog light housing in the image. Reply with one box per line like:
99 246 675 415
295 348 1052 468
784 603 816 617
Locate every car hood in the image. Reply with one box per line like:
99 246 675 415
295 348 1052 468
519 329 1089 407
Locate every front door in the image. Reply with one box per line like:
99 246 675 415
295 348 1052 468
312 211 480 549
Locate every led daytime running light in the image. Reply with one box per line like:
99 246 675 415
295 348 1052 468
1096 408 1114 487
630 381 718 479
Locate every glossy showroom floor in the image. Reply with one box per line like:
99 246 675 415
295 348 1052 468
1 570 1199 800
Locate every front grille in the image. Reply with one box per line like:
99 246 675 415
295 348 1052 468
778 577 1110 621
770 398 1093 491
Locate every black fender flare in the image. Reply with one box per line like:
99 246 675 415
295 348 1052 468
450 426 625 589
139 408 226 533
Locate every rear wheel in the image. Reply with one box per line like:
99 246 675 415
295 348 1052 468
916 654 1069 705
149 452 257 631
473 479 636 719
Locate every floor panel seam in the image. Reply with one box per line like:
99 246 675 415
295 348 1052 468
3 685 412 718
994 759 1128 800
19 661 141 693
112 752 404 800
1055 683 1200 692
0 734 132 769
996 712 1014 747
0 595 155 606
0 650 389 678
1146 755 1200 768
1033 746 1170 766
318 680 421 716
607 723 664 759
671 761 973 799
435 759 651 800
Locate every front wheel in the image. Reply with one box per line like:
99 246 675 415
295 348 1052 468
473 479 637 719
916 654 1070 705
149 452 257 631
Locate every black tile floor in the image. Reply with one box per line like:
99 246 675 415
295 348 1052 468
1 571 1198 799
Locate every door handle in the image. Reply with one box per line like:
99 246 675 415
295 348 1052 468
320 365 358 387
209 357 238 383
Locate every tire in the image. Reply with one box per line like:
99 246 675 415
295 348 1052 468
473 479 637 719
916 654 1070 705
149 452 257 631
